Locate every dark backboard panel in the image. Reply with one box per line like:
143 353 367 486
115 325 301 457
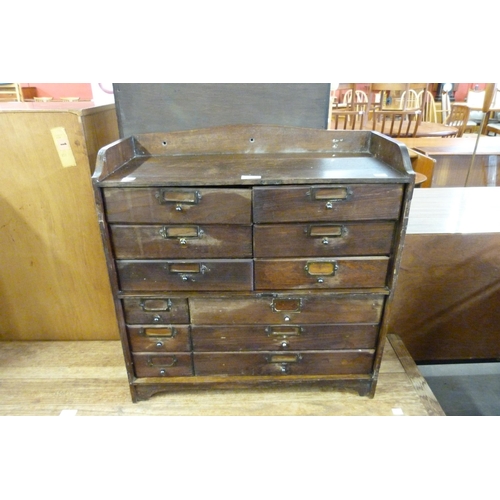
113 83 330 137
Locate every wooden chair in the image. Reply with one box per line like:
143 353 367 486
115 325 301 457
418 90 438 122
366 83 428 137
329 83 368 130
0 83 23 102
444 104 471 137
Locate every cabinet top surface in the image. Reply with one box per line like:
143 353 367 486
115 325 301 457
94 126 413 186
101 153 407 187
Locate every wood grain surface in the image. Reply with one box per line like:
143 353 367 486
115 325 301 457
0 336 445 416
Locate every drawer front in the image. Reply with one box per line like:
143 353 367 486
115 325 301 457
122 298 189 324
254 222 396 258
191 324 378 351
254 257 389 290
128 325 191 352
110 224 253 259
117 260 254 292
193 351 374 376
189 294 384 325
103 187 252 224
133 353 193 377
253 184 403 223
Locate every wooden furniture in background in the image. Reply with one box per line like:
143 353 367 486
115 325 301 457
92 125 415 402
444 103 471 137
0 83 23 101
0 102 120 341
399 136 500 186
388 187 500 362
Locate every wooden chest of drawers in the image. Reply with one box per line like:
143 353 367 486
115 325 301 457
92 125 415 402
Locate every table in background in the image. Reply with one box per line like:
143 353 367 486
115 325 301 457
398 136 500 186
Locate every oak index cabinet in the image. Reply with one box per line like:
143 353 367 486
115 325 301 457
92 125 415 402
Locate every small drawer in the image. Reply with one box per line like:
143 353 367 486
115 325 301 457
189 294 384 325
110 224 253 259
128 325 191 352
254 257 389 290
253 221 396 258
191 324 379 351
193 350 374 376
103 187 252 224
122 297 189 324
253 184 403 223
133 353 194 378
117 260 254 292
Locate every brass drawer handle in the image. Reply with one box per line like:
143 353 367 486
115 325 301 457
140 298 172 312
139 327 177 338
147 355 177 367
157 189 201 205
268 354 301 364
304 261 338 276
265 326 303 337
169 263 201 274
271 298 302 313
159 226 201 241
312 186 351 202
308 225 345 241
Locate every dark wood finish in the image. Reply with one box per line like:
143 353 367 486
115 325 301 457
92 125 414 402
133 353 194 377
122 297 189 324
398 136 500 187
389 233 500 362
117 259 254 292
193 351 375 376
113 83 331 137
103 187 252 224
110 224 253 259
127 325 192 352
254 257 389 290
254 221 396 257
191 324 379 351
189 294 385 325
253 185 404 223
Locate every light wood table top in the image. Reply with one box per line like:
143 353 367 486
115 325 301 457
0 336 444 416
407 187 500 234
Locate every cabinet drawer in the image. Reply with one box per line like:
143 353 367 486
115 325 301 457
193 351 374 376
133 353 193 377
103 187 252 224
189 294 384 325
191 324 378 351
110 224 253 259
117 260 254 292
253 184 403 223
254 221 395 257
254 257 389 290
122 297 189 324
128 325 191 352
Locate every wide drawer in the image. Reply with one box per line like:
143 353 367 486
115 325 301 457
253 184 403 223
254 257 389 290
110 224 253 259
191 324 378 351
128 325 191 352
103 187 252 224
193 350 374 376
253 221 396 257
133 353 194 377
117 260 254 292
122 297 189 324
189 294 384 325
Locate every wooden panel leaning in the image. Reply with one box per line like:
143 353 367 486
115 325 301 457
92 125 415 402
